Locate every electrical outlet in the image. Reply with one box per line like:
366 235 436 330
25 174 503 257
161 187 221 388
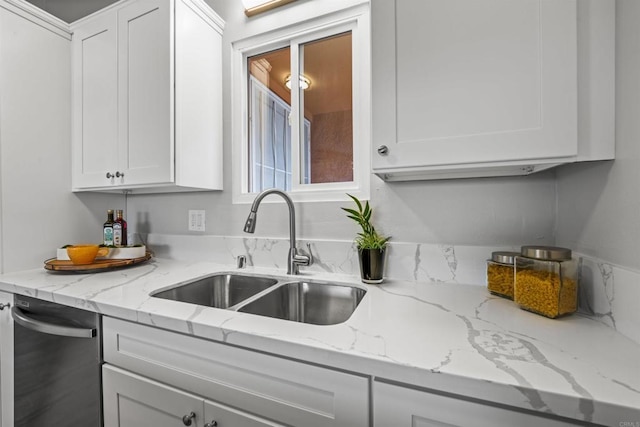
188 210 206 232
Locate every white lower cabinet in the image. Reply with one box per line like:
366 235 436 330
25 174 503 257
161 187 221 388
0 292 13 427
104 365 204 427
104 365 282 427
103 317 369 427
373 380 581 427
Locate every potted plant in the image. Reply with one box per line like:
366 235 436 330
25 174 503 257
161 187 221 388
342 194 390 284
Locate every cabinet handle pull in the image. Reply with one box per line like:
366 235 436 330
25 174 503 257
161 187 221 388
205 421 218 427
0 303 10 310
377 145 389 156
115 171 124 178
106 172 114 179
182 412 196 426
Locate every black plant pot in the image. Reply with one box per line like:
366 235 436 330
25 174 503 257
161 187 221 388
358 248 386 284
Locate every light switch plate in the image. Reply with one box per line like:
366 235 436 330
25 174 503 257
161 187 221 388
188 210 206 232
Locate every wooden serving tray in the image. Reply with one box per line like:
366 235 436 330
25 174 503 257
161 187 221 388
44 252 152 273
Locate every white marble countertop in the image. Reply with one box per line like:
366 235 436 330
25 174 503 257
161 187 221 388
0 257 638 425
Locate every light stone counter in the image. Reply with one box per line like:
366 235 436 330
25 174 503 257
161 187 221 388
0 257 638 426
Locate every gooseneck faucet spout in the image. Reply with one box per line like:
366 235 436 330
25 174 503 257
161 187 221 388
243 189 312 275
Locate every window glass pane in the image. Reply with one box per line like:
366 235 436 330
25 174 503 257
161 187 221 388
300 32 353 184
246 32 353 193
248 47 292 192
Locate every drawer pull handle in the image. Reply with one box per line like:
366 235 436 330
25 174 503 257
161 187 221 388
377 145 389 155
115 171 124 178
182 412 196 426
205 421 218 427
0 303 9 310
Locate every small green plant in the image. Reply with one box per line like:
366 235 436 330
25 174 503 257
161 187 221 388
341 194 390 250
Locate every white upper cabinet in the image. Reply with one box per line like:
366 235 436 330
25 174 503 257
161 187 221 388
71 0 224 193
371 0 615 181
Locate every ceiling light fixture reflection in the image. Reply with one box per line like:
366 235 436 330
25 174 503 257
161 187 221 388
284 74 311 90
241 0 296 17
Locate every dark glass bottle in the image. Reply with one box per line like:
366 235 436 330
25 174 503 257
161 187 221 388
114 209 128 246
103 210 115 246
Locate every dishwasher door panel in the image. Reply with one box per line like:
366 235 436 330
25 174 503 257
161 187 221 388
13 296 102 427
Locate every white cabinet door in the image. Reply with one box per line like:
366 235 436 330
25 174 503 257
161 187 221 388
204 400 285 427
372 0 578 179
0 292 13 427
71 0 224 192
374 381 579 427
72 12 119 189
117 0 173 187
103 365 205 427
72 0 171 190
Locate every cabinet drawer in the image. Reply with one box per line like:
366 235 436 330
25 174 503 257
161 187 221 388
104 317 368 427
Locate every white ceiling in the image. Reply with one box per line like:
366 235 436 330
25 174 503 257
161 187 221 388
24 0 118 23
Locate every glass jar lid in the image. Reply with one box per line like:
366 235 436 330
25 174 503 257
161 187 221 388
491 251 519 264
520 245 572 261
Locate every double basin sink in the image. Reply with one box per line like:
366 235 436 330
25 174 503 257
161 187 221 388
151 273 367 325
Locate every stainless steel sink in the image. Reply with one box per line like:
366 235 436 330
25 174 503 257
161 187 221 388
151 273 366 325
238 281 366 325
151 273 278 309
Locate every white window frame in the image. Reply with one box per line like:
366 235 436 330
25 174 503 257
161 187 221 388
231 3 371 204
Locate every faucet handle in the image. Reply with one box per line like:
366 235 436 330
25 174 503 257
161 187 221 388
237 255 247 269
293 243 313 267
305 243 314 266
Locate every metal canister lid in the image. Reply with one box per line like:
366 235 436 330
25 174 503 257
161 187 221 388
520 245 572 261
491 251 519 264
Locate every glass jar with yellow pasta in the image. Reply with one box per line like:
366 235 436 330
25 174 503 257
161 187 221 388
514 246 581 319
486 251 518 299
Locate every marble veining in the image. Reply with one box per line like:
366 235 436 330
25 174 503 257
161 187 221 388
441 244 458 280
458 314 553 415
143 234 640 346
594 262 616 329
0 237 637 425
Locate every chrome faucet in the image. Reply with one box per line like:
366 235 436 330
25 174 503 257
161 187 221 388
243 189 312 275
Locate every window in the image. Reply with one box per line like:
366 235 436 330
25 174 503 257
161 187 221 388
248 33 352 191
232 4 371 203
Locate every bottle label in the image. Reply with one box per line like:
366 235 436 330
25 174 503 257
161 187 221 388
104 227 114 246
113 223 122 246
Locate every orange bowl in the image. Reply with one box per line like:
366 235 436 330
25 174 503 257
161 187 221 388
66 245 109 265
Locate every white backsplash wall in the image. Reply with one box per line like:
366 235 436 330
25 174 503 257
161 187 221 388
143 234 494 284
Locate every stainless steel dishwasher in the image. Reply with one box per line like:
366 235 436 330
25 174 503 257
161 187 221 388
12 295 102 426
